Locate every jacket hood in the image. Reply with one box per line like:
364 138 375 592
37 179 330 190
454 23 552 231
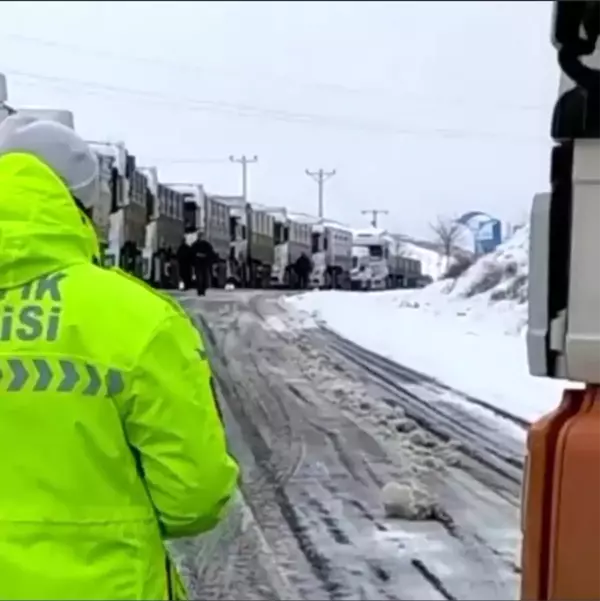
0 153 100 290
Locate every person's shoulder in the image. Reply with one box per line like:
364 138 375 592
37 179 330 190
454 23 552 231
56 264 196 370
67 264 183 327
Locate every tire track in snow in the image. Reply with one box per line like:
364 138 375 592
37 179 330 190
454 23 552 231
204 297 451 600
325 329 525 498
178 293 521 600
198 308 344 600
247 294 521 599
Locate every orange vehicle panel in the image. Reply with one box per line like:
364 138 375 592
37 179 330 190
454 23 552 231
521 387 600 600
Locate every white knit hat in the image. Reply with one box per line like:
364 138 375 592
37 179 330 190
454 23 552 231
0 114 99 209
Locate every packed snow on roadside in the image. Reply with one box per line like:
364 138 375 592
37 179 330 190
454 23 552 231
285 225 574 424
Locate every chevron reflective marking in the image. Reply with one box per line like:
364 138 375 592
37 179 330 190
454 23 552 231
33 358 52 392
7 359 28 391
82 363 102 396
1 357 125 396
57 360 80 392
106 368 124 396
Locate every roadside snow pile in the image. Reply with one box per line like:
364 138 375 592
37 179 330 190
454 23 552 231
446 224 530 304
396 225 531 335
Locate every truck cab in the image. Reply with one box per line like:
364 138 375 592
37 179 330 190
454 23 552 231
249 205 275 287
351 229 391 290
309 220 353 289
270 210 312 288
170 185 229 289
87 141 133 270
208 195 249 285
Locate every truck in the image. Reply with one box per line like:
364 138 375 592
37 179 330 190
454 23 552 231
351 228 423 290
287 213 353 289
387 234 424 288
0 72 75 128
88 141 146 271
312 220 353 289
215 197 275 288
248 205 276 287
170 184 230 289
268 209 312 288
350 228 391 290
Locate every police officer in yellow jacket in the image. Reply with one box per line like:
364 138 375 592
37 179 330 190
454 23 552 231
0 115 239 600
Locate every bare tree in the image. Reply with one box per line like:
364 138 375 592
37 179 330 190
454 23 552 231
430 215 464 258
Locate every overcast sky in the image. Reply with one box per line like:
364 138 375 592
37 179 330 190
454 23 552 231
1 0 557 238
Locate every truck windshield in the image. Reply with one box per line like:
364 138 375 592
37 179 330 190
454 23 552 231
311 232 320 254
369 245 383 258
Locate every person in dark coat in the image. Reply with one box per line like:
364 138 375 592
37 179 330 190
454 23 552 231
176 238 193 290
294 252 312 290
154 246 168 288
120 241 138 275
190 232 217 296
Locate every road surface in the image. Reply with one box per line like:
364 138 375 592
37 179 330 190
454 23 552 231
170 290 524 601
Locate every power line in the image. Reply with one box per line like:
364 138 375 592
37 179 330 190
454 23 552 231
305 168 336 219
1 31 549 114
4 68 551 145
141 157 231 166
361 209 389 228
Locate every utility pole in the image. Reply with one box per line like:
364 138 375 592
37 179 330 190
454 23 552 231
361 209 389 228
229 154 258 203
305 168 336 219
229 154 258 285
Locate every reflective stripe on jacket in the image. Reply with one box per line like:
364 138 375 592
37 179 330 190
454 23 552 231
0 153 239 600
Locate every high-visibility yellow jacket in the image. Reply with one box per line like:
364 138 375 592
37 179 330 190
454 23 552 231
0 153 239 600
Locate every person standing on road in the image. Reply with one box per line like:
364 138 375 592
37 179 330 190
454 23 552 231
0 115 239 601
176 237 193 290
294 252 312 290
190 231 217 296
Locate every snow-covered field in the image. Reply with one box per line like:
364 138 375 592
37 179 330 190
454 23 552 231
286 225 574 424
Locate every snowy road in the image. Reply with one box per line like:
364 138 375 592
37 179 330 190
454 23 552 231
171 290 524 601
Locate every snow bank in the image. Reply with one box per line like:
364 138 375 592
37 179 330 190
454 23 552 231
406 225 532 335
286 226 575 424
445 225 530 304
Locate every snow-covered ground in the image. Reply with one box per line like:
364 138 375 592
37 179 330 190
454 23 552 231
286 225 575 425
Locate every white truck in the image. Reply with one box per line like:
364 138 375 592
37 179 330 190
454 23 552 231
169 184 230 288
351 228 392 291
0 87 140 266
312 220 353 289
0 89 115 256
351 229 424 290
247 205 276 287
88 141 146 271
268 209 312 288
215 197 275 288
288 213 353 289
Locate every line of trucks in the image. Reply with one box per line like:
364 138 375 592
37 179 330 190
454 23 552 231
1 74 425 291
